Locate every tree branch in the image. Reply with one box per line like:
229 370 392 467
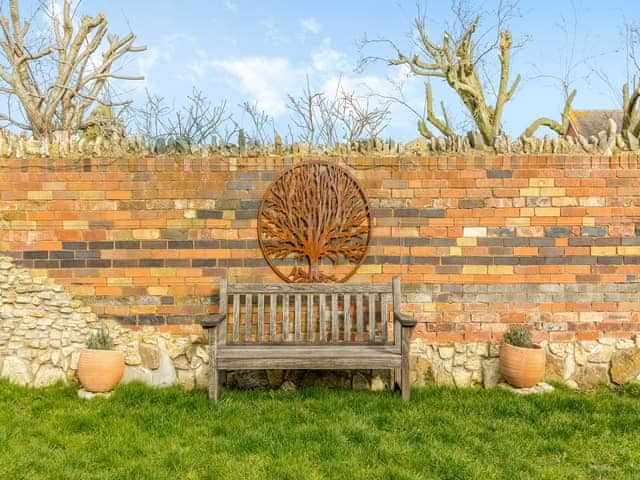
522 89 576 137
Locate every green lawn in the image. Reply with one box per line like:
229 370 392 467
1 380 639 480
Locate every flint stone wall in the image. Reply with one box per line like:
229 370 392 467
0 257 202 389
2 257 640 391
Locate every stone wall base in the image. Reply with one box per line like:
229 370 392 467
411 337 640 390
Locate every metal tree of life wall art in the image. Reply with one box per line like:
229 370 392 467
257 160 372 283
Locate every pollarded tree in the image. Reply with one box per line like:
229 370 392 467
620 23 640 149
360 1 522 146
621 82 640 149
0 0 146 138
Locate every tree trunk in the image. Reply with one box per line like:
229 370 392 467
308 256 321 282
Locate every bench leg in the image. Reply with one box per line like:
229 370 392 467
401 364 410 401
401 325 412 401
210 367 218 404
208 325 219 404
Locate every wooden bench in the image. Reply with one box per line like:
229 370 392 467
201 276 416 402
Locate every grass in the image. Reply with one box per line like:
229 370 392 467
1 380 640 480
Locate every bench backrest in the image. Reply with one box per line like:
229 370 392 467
217 277 403 346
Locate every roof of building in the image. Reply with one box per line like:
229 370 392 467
567 110 623 138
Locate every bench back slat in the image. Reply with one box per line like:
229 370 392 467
245 294 253 343
257 294 265 342
307 294 314 342
221 281 398 346
368 293 375 341
294 294 302 342
356 294 364 342
343 293 351 342
269 294 277 341
319 294 327 342
232 293 240 343
282 294 290 342
392 277 402 347
219 277 228 342
381 293 389 343
331 294 339 343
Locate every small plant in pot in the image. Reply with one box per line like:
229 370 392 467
77 328 125 393
499 326 546 388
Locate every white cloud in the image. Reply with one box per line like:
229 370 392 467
299 17 321 34
180 38 414 138
312 48 349 74
224 1 237 12
209 57 304 116
311 37 351 73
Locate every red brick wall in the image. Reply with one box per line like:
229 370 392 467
2 154 640 342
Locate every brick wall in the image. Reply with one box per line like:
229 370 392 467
1 154 640 343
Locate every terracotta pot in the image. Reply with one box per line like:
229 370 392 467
499 343 546 388
77 349 125 393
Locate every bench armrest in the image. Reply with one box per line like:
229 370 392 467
394 311 416 328
200 313 227 328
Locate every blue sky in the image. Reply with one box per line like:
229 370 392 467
16 1 640 141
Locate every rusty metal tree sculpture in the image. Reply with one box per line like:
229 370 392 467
258 161 371 283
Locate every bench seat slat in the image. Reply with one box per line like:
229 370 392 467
219 345 399 356
219 357 402 370
218 345 401 370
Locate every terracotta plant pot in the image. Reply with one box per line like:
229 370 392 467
77 348 125 393
499 343 546 388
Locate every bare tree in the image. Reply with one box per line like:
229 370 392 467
359 1 523 145
0 0 146 138
335 91 390 143
315 80 341 147
135 90 172 141
167 88 231 144
136 87 234 145
241 100 274 146
287 75 390 147
287 75 321 145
